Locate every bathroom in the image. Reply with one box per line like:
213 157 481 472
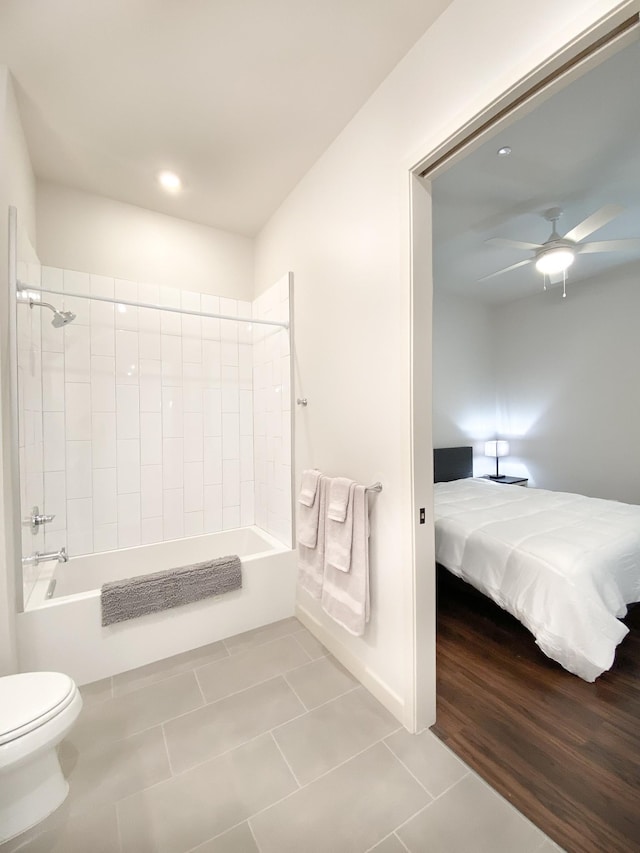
0 2 621 851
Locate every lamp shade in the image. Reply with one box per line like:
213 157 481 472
485 440 509 458
535 247 575 275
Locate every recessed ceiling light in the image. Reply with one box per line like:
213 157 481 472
158 171 182 192
497 146 512 157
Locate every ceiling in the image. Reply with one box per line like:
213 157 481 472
433 38 640 304
0 0 451 236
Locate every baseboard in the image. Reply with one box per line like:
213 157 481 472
295 602 406 726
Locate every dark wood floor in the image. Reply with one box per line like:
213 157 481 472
433 566 640 853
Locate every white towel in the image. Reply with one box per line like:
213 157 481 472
299 469 321 508
298 475 328 600
327 477 354 522
321 485 370 636
325 481 355 573
297 469 322 548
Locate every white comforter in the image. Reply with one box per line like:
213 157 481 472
434 478 640 681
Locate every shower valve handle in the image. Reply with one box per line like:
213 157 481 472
30 505 56 534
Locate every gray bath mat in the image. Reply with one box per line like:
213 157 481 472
101 555 242 626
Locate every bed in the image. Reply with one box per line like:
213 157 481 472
434 446 640 681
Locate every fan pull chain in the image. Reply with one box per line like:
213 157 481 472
543 273 547 292
562 269 567 298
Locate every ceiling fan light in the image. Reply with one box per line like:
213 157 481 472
535 247 575 275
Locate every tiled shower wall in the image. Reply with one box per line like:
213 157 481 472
253 275 292 547
37 266 257 556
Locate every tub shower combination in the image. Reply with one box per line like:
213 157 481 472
11 231 296 685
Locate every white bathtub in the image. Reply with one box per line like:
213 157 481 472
16 527 297 685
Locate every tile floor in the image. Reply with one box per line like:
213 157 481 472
2 618 564 853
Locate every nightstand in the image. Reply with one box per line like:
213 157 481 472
480 475 528 487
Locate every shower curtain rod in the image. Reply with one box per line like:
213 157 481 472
17 283 289 330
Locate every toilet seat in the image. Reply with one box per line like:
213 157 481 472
0 673 77 746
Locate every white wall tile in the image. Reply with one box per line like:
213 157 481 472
66 441 92 499
222 365 239 412
93 523 118 552
140 412 162 465
184 511 204 537
93 467 117 525
162 386 183 438
183 363 203 412
140 359 162 412
240 435 254 482
239 390 253 436
161 334 182 384
44 471 66 532
92 412 117 469
138 283 160 333
222 459 240 506
223 506 240 530
204 484 222 533
183 412 203 462
182 290 202 363
202 340 221 386
90 274 115 356
64 324 90 382
203 437 223 485
41 266 63 291
201 294 220 340
115 280 138 331
163 488 184 539
91 356 116 412
62 269 91 324
222 413 240 459
141 464 163 518
117 439 140 494
184 461 204 512
67 497 93 541
91 320 115 358
240 481 254 526
67 528 94 556
141 516 163 545
139 331 161 360
116 385 140 439
221 342 238 366
118 492 141 547
42 353 65 412
239 345 252 387
159 286 181 335
163 437 183 489
203 389 222 436
115 329 139 385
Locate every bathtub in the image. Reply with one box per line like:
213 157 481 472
16 527 297 685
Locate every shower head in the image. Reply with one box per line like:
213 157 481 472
51 309 76 327
29 299 76 327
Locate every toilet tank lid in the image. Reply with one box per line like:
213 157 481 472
0 672 76 743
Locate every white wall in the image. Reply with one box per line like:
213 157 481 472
0 67 37 674
432 289 496 475
254 0 625 722
495 262 640 502
36 182 254 299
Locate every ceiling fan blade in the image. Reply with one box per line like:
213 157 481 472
478 258 534 282
485 238 543 251
563 204 624 243
578 239 640 254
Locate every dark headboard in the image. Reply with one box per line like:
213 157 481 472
434 446 473 483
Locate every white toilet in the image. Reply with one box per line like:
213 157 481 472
0 672 83 843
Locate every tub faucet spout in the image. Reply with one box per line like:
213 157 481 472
22 547 69 566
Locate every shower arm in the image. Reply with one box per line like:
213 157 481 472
28 298 59 315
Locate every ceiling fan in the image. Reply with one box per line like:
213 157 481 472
479 205 640 282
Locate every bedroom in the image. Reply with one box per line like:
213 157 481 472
429 32 640 853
